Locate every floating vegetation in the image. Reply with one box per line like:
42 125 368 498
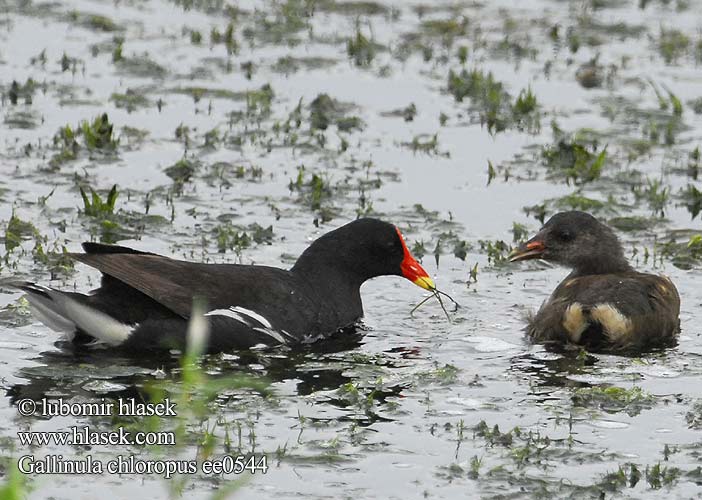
309 94 361 132
478 239 511 265
448 69 540 134
448 68 511 134
46 113 118 169
110 89 151 112
658 231 702 269
81 113 118 150
271 55 337 74
5 78 37 105
658 27 690 64
214 223 274 255
608 215 657 231
691 97 702 114
115 52 167 79
165 158 198 186
678 183 702 219
4 213 39 253
541 137 607 184
420 17 469 47
347 24 378 67
68 11 121 32
289 165 333 213
403 133 447 156
632 178 670 216
550 193 608 213
575 58 605 89
246 84 275 118
380 103 417 122
572 386 656 417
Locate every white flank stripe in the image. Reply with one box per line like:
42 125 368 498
253 327 286 344
204 308 251 326
205 306 286 344
230 306 273 329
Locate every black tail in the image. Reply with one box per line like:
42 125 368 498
81 242 154 255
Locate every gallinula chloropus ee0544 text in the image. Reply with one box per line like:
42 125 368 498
8 218 435 353
509 211 680 352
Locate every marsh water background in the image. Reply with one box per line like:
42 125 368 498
1 0 702 498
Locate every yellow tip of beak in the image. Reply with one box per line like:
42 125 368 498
414 276 435 290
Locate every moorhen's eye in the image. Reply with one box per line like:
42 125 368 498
555 229 574 242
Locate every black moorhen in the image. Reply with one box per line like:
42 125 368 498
509 211 680 352
8 218 435 353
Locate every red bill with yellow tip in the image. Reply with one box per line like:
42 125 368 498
395 227 435 290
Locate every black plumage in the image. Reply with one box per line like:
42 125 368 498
10 218 434 353
510 211 680 352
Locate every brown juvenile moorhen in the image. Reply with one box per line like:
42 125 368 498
509 211 680 352
7 218 435 353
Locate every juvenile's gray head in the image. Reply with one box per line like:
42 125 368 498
509 211 631 275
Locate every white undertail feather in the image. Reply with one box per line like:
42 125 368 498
19 284 75 335
15 282 133 346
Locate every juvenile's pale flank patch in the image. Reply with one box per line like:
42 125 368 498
590 303 633 343
562 302 588 342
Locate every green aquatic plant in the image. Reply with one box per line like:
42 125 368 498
512 86 540 132
289 165 333 211
646 462 681 489
80 184 119 218
633 178 670 215
4 213 39 252
447 68 511 134
347 24 376 67
572 386 656 416
246 84 274 117
80 113 118 150
406 134 441 155
552 193 607 212
7 78 37 105
478 239 510 265
49 124 79 168
165 158 198 185
309 94 360 132
657 232 702 269
110 89 151 112
0 456 30 500
679 183 701 219
659 27 690 64
416 363 459 385
67 10 120 32
541 138 607 184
